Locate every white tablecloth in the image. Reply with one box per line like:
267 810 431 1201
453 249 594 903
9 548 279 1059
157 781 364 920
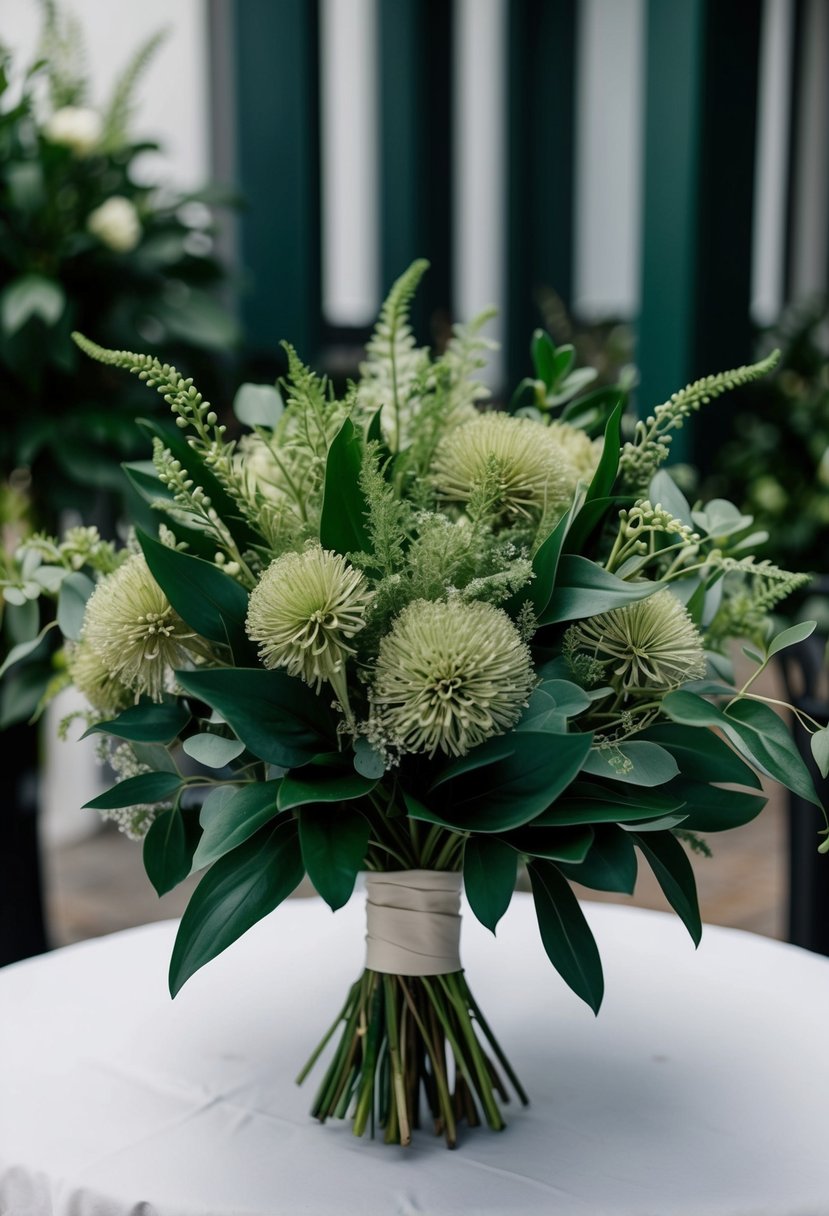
1 894 828 1216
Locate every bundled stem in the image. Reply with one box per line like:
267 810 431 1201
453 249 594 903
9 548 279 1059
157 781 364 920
298 967 528 1148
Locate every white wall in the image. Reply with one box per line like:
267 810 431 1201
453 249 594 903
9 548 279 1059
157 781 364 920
0 0 209 188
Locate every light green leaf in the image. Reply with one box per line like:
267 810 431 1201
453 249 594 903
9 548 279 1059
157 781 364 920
182 732 246 768
581 741 679 787
353 736 386 779
233 383 284 429
1 274 65 335
766 619 817 659
57 571 95 641
811 728 829 780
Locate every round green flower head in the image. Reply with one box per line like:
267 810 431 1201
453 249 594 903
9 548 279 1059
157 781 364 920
431 412 576 522
564 589 706 694
372 598 535 757
81 553 200 703
547 420 603 484
246 547 372 709
69 639 133 716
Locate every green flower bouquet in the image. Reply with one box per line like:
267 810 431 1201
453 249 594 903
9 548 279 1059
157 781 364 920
12 261 829 1148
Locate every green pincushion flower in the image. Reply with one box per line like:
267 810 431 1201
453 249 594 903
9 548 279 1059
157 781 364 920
372 598 535 757
547 420 603 484
69 639 133 716
81 553 203 703
564 589 707 694
431 412 576 522
246 547 372 711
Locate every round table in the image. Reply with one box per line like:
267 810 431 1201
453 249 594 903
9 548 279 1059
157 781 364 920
1 894 828 1216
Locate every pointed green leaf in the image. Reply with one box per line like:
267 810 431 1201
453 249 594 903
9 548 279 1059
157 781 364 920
532 780 684 826
766 619 817 658
504 825 593 863
175 668 334 769
640 722 762 788
540 556 661 625
528 860 604 1013
298 805 370 910
463 836 518 933
320 418 372 555
82 699 190 745
138 530 252 660
632 831 702 946
192 781 282 870
143 805 200 896
277 768 377 812
169 817 304 996
84 771 182 810
657 778 766 832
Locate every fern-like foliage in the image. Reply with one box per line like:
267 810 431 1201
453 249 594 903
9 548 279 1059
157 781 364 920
357 259 431 451
705 556 811 650
38 0 87 109
618 351 781 491
101 28 168 151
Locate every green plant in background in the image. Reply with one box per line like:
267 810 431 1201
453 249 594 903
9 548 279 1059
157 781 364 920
0 0 239 531
704 298 829 582
7 260 828 1147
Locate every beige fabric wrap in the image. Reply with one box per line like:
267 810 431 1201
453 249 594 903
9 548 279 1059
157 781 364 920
364 870 462 976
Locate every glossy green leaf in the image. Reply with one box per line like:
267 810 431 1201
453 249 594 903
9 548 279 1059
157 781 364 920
528 860 604 1012
176 668 333 769
319 418 372 555
537 679 593 716
143 805 200 896
169 817 304 996
138 530 252 659
639 722 762 788
192 781 281 870
277 768 377 812
583 397 624 503
299 805 370 910
632 831 702 946
464 836 518 932
657 778 766 832
518 488 586 619
419 731 593 833
57 571 95 641
182 732 246 768
516 690 567 734
503 825 593 863
82 699 189 745
540 556 660 626
530 329 559 387
84 771 182 810
581 741 679 787
532 780 684 827
557 825 638 894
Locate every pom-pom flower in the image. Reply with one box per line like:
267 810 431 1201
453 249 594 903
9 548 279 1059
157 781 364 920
69 639 133 716
372 598 535 757
564 589 706 694
547 420 603 484
431 413 575 522
246 547 372 713
81 553 201 702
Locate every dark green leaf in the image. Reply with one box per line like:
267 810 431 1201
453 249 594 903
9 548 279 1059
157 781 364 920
583 396 624 503
537 679 593 717
463 836 518 932
192 781 282 870
503 825 593 863
138 530 252 659
299 805 370 910
82 699 189 744
277 768 377 812
418 731 593 833
558 825 638 894
528 860 604 1013
143 804 200 896
658 778 766 832
532 780 684 826
84 771 182 810
530 329 559 386
632 831 702 946
169 817 304 996
540 556 661 625
353 737 386 779
319 418 372 555
640 722 762 788
176 668 334 769
514 488 585 619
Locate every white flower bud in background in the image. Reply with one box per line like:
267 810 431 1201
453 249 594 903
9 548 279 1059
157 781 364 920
43 106 103 156
87 196 142 253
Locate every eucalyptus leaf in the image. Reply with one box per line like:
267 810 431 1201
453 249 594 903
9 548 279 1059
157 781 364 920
766 619 817 659
353 736 386 779
811 727 829 780
581 741 679 787
182 732 246 769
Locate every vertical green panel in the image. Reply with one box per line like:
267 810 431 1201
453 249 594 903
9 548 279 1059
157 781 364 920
233 0 321 361
379 0 453 343
637 0 705 425
638 0 761 467
507 0 577 386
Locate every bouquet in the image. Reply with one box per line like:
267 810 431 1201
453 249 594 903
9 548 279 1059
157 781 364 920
10 261 828 1148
